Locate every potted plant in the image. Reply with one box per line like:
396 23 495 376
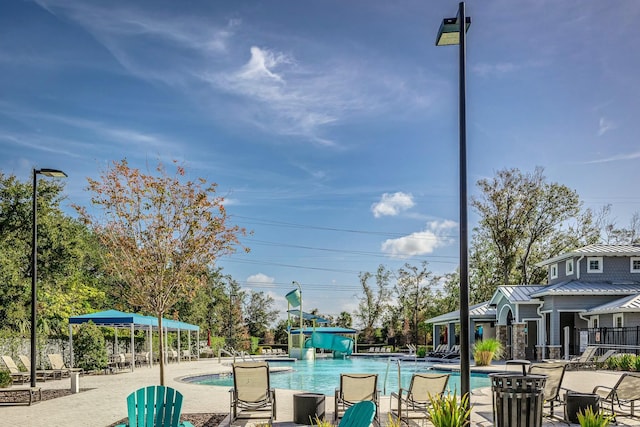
473 338 503 366
577 406 612 427
427 392 472 427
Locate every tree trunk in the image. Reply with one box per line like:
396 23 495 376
157 314 165 386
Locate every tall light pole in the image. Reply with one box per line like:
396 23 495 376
436 2 471 401
31 168 67 388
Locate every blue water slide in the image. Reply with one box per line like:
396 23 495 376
309 332 354 355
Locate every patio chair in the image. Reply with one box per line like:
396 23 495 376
1 355 30 384
47 353 83 377
442 345 461 359
389 372 450 425
339 400 377 427
593 349 617 368
334 373 379 423
115 385 194 427
18 354 61 380
229 362 276 424
528 362 567 418
593 372 640 422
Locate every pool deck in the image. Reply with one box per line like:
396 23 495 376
2 356 640 426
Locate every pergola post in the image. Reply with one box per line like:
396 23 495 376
130 323 134 372
69 324 74 367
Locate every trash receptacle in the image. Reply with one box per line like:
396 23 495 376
490 373 546 427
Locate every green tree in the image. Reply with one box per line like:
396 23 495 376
471 167 599 289
73 321 108 371
336 312 352 328
0 172 107 336
395 262 436 345
75 159 248 385
355 264 392 343
244 290 278 339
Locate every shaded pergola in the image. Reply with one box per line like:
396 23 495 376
68 309 200 370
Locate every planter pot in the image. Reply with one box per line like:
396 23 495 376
475 351 494 366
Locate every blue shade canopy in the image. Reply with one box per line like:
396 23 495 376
289 326 357 335
69 309 199 331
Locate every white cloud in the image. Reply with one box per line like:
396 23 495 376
583 150 640 164
381 220 456 258
371 192 415 218
598 117 617 136
246 273 275 286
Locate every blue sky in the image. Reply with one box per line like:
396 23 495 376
1 0 639 320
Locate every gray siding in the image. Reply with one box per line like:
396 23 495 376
541 295 622 312
548 256 640 285
518 304 540 322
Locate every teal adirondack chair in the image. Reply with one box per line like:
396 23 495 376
338 401 376 427
116 385 195 427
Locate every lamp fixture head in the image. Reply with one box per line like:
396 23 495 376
435 16 471 46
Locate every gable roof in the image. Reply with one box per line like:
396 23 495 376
586 294 640 315
529 280 640 298
426 302 496 325
536 244 640 267
489 285 545 305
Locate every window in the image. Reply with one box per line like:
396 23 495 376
614 314 624 328
631 257 640 273
591 316 599 328
550 264 558 279
587 257 603 273
566 259 574 275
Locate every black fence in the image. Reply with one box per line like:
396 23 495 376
574 327 640 355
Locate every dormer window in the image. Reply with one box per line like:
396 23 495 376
631 257 640 273
566 259 574 275
550 264 558 279
587 257 603 273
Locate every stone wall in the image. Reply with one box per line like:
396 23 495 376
496 325 509 360
511 323 526 360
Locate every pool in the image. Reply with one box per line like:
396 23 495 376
185 358 491 395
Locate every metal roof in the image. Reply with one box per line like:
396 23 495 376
489 285 545 305
529 280 640 297
426 302 496 325
537 244 640 267
586 294 640 315
289 326 357 335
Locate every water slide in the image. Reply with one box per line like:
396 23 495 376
305 332 354 356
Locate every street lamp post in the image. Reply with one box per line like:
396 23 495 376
31 168 67 388
436 2 471 401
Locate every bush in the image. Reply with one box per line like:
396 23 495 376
0 370 12 388
74 321 108 372
428 392 472 427
473 338 503 366
577 406 612 427
417 346 427 357
618 354 634 371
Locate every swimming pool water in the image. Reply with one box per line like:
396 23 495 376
188 358 491 395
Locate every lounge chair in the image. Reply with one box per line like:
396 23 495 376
390 372 450 424
593 349 617 368
442 345 461 359
593 372 640 422
339 400 377 427
566 345 598 370
18 355 61 380
1 355 30 384
47 353 83 377
334 373 379 422
528 362 567 418
426 344 447 357
115 385 194 427
229 362 276 424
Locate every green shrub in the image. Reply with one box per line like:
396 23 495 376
0 370 12 388
428 392 472 427
74 321 108 372
605 355 619 370
577 406 612 427
417 346 427 357
618 354 634 371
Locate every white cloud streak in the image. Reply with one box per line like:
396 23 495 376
598 117 617 136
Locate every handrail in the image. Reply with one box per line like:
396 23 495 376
383 357 402 395
217 347 258 363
